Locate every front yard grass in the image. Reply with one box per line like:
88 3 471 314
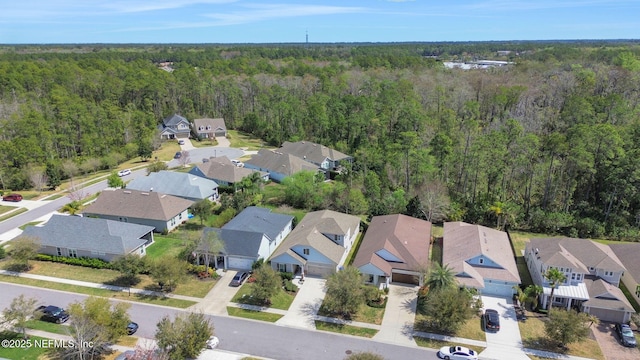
314 321 378 338
518 311 604 360
146 235 188 259
0 208 27 222
414 336 485 355
0 332 49 359
231 282 296 310
414 314 486 342
227 130 270 150
0 205 17 215
226 307 283 322
317 301 386 325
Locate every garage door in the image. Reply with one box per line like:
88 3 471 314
588 308 627 323
307 263 334 277
482 281 516 297
227 257 254 270
391 272 418 285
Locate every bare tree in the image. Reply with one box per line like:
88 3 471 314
2 295 39 338
62 159 79 178
26 166 48 192
418 181 450 222
196 230 225 274
178 150 191 167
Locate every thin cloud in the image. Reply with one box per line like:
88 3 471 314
102 0 237 14
462 0 634 12
202 4 368 26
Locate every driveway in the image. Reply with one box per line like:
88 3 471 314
189 270 243 315
479 295 530 360
275 276 326 329
373 283 417 346
592 321 640 360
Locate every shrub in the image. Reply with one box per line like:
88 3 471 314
366 297 387 308
279 272 293 281
283 279 298 293
35 254 112 269
0 245 6 259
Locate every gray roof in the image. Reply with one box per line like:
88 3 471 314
526 238 626 273
189 157 267 184
162 113 189 127
203 228 263 258
609 243 640 284
279 141 351 165
245 149 318 177
270 210 361 265
22 214 153 255
202 207 293 258
193 118 226 132
82 189 193 221
223 207 293 241
583 278 635 312
126 171 218 200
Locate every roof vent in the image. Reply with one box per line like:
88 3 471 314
141 192 149 196
123 191 131 194
535 248 539 254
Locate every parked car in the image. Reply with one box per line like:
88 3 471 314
126 322 139 335
483 309 500 332
231 159 244 167
230 272 249 287
438 345 478 360
615 323 637 347
178 139 185 145
117 169 131 177
174 152 182 159
2 193 23 202
35 305 70 324
205 336 219 349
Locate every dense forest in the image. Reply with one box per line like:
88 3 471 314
1 41 640 240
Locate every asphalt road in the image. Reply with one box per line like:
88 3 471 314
0 283 438 360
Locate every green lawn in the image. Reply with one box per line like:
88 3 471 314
0 208 28 222
24 319 68 335
146 235 187 259
314 321 378 338
231 282 296 310
414 313 485 341
226 307 283 322
261 183 286 206
414 336 485 355
227 130 270 150
0 332 49 359
19 221 41 230
0 205 16 215
317 300 386 325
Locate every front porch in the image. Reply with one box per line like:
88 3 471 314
541 282 589 310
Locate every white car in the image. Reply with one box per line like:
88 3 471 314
117 169 131 177
231 159 244 167
205 336 219 349
438 345 478 360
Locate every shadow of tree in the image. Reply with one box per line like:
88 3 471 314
104 275 141 287
522 337 568 353
5 263 30 272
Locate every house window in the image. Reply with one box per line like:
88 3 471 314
56 247 62 256
303 248 310 255
178 213 183 220
479 258 484 264
559 267 563 272
571 273 576 280
367 274 374 283
69 249 78 258
605 271 613 276
278 263 287 272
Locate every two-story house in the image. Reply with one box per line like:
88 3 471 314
159 113 191 139
269 210 360 277
525 237 634 322
193 118 226 139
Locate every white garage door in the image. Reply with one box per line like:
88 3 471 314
227 257 254 270
588 308 627 323
307 263 334 277
482 281 516 297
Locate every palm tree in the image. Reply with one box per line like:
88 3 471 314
544 268 567 314
513 285 527 306
525 284 543 310
427 263 456 291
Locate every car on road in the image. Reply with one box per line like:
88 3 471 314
2 193 23 202
615 323 637 347
126 322 139 335
35 305 70 324
230 272 249 287
178 139 185 145
483 309 500 332
231 159 244 167
117 169 131 177
206 336 220 349
437 345 478 360
174 151 182 159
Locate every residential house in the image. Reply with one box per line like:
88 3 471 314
278 141 352 171
193 118 227 139
189 156 269 189
608 243 640 310
158 113 191 139
269 210 361 277
202 207 294 270
353 214 431 287
126 170 219 201
525 238 634 323
82 189 193 233
443 222 521 297
244 149 319 183
22 214 154 262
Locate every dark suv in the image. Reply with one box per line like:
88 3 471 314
615 323 637 347
483 309 500 332
36 305 70 324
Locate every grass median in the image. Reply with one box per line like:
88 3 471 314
314 321 378 338
226 307 283 322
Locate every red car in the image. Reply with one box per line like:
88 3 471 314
2 194 23 202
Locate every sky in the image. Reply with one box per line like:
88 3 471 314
1 0 639 44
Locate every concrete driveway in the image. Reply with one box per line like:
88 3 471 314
276 277 326 329
479 295 530 360
189 270 244 315
591 321 640 360
373 283 418 346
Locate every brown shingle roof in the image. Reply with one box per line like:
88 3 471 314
353 214 431 275
82 189 193 221
245 149 318 176
527 238 625 273
195 156 267 184
279 141 351 165
193 118 226 132
443 222 521 287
